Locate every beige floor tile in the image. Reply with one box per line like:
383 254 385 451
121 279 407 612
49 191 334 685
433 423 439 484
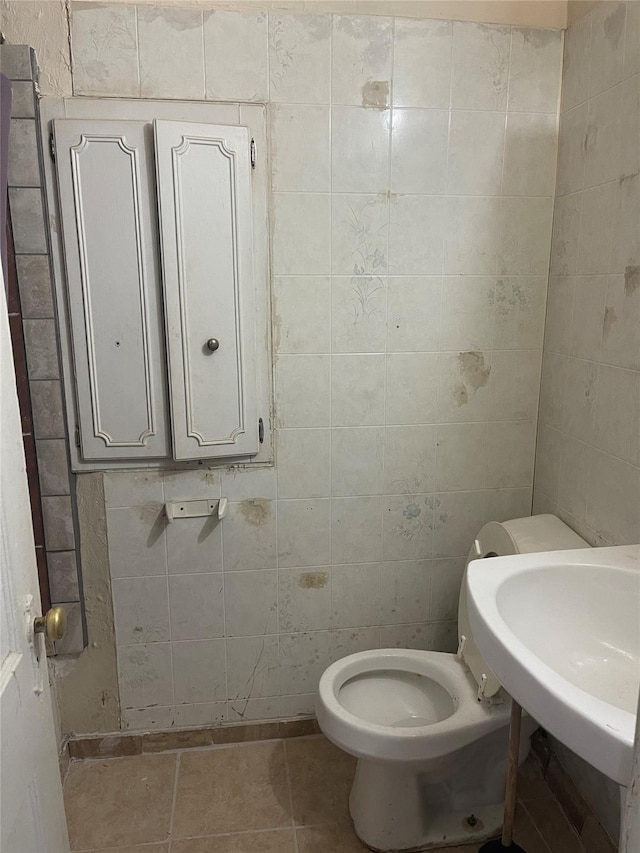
172 829 296 852
172 742 291 838
524 799 585 853
296 823 369 852
64 754 176 850
286 736 356 827
85 846 169 853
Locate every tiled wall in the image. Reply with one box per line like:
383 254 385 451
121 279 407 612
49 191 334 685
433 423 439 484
65 4 563 730
534 0 640 546
1 45 84 654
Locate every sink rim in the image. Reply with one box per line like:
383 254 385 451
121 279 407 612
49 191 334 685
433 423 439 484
466 544 640 786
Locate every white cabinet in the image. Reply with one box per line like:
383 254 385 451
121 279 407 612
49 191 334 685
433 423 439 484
49 102 268 469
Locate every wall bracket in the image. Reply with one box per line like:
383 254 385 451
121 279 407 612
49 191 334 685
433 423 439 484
165 497 228 523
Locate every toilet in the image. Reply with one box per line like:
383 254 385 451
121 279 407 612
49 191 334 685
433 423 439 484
316 514 589 852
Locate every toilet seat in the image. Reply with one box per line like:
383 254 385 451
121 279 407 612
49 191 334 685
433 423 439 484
317 648 511 764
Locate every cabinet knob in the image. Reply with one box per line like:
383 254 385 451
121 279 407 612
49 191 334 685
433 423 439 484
206 338 220 352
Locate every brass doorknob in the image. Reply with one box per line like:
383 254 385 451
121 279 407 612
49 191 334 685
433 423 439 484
34 606 66 641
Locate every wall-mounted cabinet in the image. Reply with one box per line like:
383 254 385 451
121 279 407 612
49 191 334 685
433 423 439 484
43 100 271 471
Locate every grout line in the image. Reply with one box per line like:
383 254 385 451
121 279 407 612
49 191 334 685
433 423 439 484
167 751 181 853
282 739 300 853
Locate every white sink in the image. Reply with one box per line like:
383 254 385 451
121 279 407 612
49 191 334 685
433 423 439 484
466 545 640 785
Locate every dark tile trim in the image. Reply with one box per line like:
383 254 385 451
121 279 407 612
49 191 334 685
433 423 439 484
531 731 616 853
67 717 321 760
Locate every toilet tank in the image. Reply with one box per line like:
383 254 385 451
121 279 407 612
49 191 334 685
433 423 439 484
457 514 590 699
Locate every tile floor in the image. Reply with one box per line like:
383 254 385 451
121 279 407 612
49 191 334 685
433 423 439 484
64 735 592 853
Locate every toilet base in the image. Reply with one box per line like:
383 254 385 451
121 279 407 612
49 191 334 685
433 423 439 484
348 718 535 852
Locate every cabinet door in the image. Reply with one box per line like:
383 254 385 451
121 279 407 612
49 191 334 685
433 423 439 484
53 120 169 460
154 120 258 460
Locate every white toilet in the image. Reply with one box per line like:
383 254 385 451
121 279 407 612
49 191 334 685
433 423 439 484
316 514 589 852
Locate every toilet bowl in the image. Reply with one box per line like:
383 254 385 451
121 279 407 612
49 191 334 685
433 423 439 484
316 514 590 852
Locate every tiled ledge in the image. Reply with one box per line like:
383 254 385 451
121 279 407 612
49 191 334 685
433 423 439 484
67 717 321 760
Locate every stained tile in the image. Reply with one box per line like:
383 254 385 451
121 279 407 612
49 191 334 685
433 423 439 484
173 742 290 837
204 9 268 102
286 736 355 826
296 823 369 852
64 753 176 849
71 3 139 96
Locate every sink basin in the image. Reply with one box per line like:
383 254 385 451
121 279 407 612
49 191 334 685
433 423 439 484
466 545 640 785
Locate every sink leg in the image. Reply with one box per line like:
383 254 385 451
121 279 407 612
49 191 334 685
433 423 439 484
478 699 526 851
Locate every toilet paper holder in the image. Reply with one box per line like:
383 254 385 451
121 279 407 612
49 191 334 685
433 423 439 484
165 497 228 523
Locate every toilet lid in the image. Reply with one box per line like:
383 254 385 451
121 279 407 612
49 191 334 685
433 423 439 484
458 515 589 699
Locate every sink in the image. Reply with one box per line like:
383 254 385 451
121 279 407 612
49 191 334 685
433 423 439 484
466 545 640 785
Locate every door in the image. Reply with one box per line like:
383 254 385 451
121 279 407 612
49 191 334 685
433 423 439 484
0 263 70 852
53 119 170 462
154 120 258 460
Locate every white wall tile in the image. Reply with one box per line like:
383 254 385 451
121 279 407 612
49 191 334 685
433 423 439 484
447 111 505 196
113 577 170 645
107 506 167 578
503 113 558 197
585 449 639 544
380 560 431 624
278 567 331 632
138 6 204 99
383 496 434 561
173 639 227 704
443 196 500 275
383 425 437 495
544 276 575 355
204 10 267 101
272 193 331 275
389 195 444 274
451 22 511 111
436 423 488 490
332 16 392 107
162 469 221 502
497 197 553 276
71 3 139 97
624 0 640 77
275 355 330 428
224 570 278 637
272 277 331 354
585 86 622 187
222 500 277 571
276 428 331 499
562 358 598 444
610 173 640 276
391 109 448 194
386 277 441 353
550 194 583 276
392 18 452 108
331 354 385 426
437 351 492 423
169 573 224 640
493 276 547 349
271 104 330 192
385 353 439 424
166 517 223 575
331 496 383 564
104 471 163 507
228 698 280 722
279 631 331 694
331 107 390 193
508 27 562 113
556 104 588 196
277 499 331 567
485 420 536 488
121 706 175 731
331 276 387 354
173 702 227 727
226 636 279 699
430 558 465 621
331 193 388 277
331 427 384 496
570 275 606 362
576 183 615 275
440 276 495 351
561 13 591 111
601 275 640 370
592 365 637 460
269 14 331 104
221 467 277 501
432 491 486 558
489 350 541 420
332 563 383 627
588 2 626 97
118 643 173 710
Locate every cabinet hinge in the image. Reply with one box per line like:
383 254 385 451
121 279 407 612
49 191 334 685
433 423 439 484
250 138 256 170
74 424 80 448
258 417 264 444
49 131 56 162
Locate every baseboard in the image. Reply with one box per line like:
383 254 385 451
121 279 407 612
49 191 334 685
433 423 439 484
66 716 321 761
